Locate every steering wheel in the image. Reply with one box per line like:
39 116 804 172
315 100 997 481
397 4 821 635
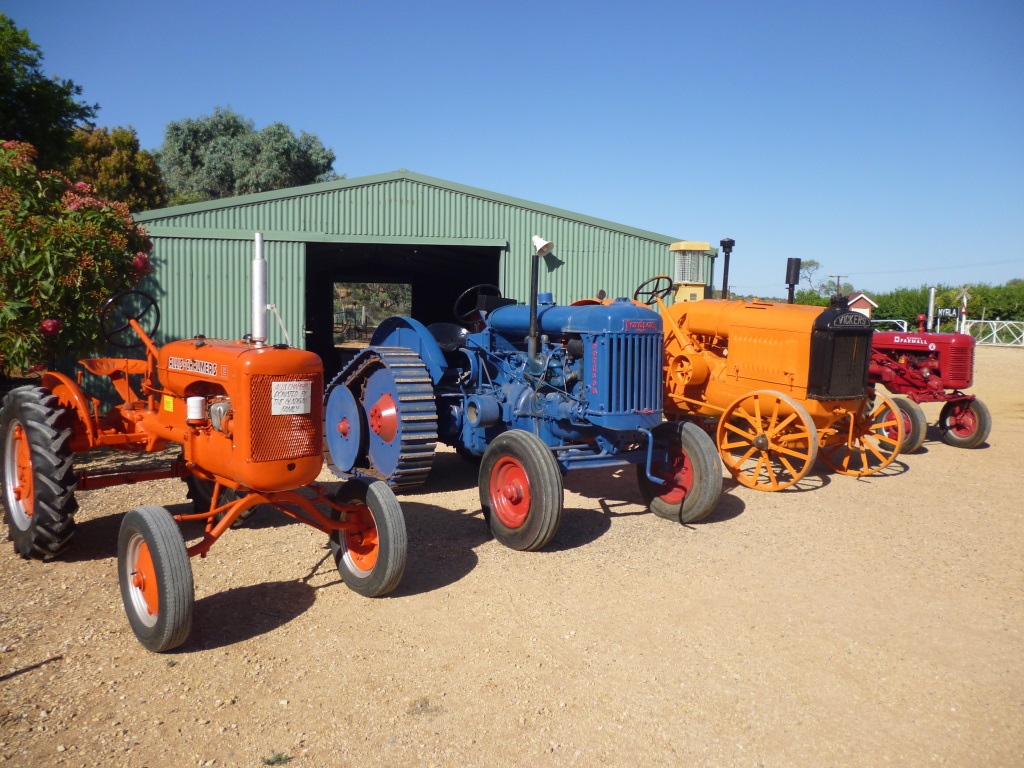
633 275 674 307
101 290 161 349
453 283 503 322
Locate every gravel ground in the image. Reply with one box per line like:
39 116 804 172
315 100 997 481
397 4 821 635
1 346 1021 767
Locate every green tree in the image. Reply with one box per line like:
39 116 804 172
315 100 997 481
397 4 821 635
63 126 167 212
159 107 338 205
0 141 150 377
0 13 97 170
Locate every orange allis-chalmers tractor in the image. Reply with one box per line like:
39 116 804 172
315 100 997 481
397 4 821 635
0 235 406 652
621 275 905 491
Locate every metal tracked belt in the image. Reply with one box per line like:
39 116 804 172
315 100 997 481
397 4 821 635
325 346 439 492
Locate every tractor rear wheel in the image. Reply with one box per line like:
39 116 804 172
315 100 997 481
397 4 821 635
117 505 194 652
893 397 928 453
716 390 818 491
938 398 991 449
637 421 723 523
819 388 904 476
0 386 78 559
479 431 563 551
329 478 407 597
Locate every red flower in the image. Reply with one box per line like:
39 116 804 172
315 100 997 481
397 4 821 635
133 252 152 275
40 318 62 337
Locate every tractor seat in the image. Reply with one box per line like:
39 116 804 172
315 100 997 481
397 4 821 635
427 322 471 352
80 358 148 377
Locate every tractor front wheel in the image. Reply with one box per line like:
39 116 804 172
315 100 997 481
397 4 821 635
938 398 991 449
117 505 194 652
637 421 723 523
0 386 78 559
717 390 819 491
893 397 928 453
480 431 563 551
819 388 904 476
330 478 407 597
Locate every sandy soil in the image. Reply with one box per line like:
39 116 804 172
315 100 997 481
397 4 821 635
1 346 1021 767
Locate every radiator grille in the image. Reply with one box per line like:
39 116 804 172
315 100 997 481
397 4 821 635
603 333 663 414
808 331 870 400
947 345 973 383
249 373 323 462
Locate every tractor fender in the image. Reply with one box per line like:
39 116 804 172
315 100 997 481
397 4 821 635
41 371 97 450
369 316 449 385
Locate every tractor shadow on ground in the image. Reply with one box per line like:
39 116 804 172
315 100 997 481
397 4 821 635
183 579 318 652
921 425 991 451
388 499 489 597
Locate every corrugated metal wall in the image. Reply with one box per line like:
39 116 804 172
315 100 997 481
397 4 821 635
138 172 710 345
151 237 304 346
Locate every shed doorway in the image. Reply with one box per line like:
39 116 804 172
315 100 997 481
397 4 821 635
304 242 503 379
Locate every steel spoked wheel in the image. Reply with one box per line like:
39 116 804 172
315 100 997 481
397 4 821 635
893 397 928 453
637 421 723 523
117 506 194 652
717 390 819 491
938 398 991 449
479 431 563 551
820 388 904 476
0 386 78 559
330 478 407 597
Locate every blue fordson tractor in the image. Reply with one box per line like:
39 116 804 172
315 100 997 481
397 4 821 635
324 237 723 550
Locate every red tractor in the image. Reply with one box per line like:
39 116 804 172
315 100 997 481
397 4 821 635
869 315 991 452
1 236 407 652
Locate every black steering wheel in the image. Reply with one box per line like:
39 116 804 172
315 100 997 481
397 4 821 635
633 275 674 307
453 283 502 322
101 290 161 349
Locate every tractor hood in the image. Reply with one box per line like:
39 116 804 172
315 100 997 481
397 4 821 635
488 296 662 337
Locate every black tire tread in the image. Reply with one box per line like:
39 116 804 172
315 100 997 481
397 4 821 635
479 430 563 551
117 505 194 652
1 386 78 559
638 421 723 524
894 397 928 453
939 398 991 449
330 478 407 596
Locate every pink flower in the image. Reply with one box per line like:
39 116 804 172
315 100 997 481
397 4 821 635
74 181 90 192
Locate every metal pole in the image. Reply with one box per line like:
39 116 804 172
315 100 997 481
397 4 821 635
252 232 268 345
927 287 936 332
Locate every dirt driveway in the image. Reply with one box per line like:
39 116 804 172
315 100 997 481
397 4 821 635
1 346 1021 767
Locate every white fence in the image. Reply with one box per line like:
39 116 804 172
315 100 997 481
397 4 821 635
963 320 1024 347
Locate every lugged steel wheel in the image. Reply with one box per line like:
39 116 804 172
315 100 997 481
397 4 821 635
117 505 194 653
938 398 991 449
0 386 78 559
329 478 407 597
479 430 563 551
637 420 723 523
716 390 818 491
893 397 928 454
819 388 904 476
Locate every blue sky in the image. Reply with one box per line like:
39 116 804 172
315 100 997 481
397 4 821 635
6 0 1023 296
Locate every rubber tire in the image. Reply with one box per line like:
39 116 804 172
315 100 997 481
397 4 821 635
479 430 563 552
893 397 928 453
938 398 991 449
330 478 407 597
637 421 723 523
117 505 194 653
0 386 78 559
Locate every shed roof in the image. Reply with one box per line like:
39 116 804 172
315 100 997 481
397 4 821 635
134 170 680 246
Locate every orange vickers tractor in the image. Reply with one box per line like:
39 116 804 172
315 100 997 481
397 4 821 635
627 266 904 491
1 234 406 652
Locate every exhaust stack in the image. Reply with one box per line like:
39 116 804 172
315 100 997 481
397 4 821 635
252 232 268 345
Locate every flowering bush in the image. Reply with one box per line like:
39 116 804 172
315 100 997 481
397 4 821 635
0 140 151 376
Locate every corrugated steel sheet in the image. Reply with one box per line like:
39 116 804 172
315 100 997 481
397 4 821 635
135 171 713 343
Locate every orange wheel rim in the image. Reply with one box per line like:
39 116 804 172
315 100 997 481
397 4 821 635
345 507 379 574
127 535 160 624
12 423 35 518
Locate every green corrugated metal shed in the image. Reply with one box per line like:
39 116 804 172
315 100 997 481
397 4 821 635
134 170 714 371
